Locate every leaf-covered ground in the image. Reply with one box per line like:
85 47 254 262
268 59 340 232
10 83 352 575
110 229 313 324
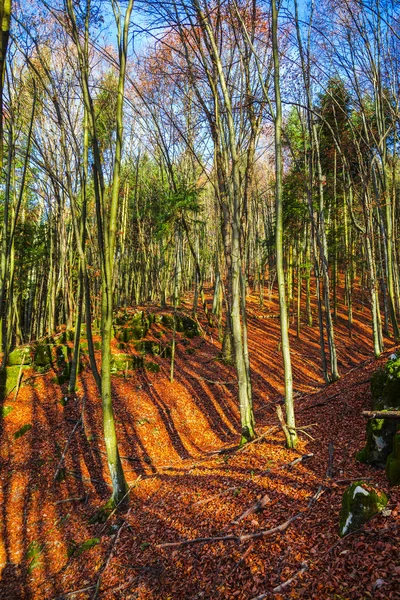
0 283 399 599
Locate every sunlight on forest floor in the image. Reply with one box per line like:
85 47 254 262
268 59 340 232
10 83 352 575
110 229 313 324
0 283 399 599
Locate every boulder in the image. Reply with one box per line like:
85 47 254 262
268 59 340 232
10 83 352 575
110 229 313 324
356 411 399 466
7 346 32 366
33 342 53 368
358 355 400 466
386 432 400 486
339 482 388 537
110 354 144 373
370 354 400 409
0 366 28 400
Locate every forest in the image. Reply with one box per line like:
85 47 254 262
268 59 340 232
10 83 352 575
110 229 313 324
0 0 399 598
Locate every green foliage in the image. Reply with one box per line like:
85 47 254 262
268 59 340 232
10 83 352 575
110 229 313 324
67 537 100 558
93 71 118 155
26 540 44 572
14 424 32 439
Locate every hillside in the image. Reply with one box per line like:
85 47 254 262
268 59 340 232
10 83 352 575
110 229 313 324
0 287 399 599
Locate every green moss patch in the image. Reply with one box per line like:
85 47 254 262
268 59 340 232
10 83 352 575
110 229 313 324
7 346 32 366
339 482 388 537
14 423 33 440
356 412 399 467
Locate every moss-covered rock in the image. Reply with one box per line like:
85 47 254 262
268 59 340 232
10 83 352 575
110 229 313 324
0 366 25 400
160 313 199 337
135 341 172 358
110 354 144 373
370 354 400 409
116 325 148 342
339 482 388 537
356 412 399 467
33 342 53 368
8 346 32 366
145 361 160 373
386 432 400 486
371 368 387 402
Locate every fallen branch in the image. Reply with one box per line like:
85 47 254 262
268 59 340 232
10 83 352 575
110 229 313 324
334 477 372 484
326 442 334 479
157 512 303 549
285 453 314 469
231 493 271 525
273 562 308 594
157 486 324 550
54 496 86 505
362 410 400 419
258 453 313 477
236 426 279 453
187 375 235 385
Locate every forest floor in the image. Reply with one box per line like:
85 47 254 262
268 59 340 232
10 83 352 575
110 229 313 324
0 283 399 599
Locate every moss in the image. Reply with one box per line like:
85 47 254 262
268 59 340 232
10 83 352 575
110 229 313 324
356 411 399 467
34 343 53 368
110 354 144 373
0 366 27 400
135 341 162 355
339 482 388 537
386 432 400 486
370 368 387 402
8 346 32 366
14 423 33 440
1 406 13 418
117 325 148 342
145 362 160 373
160 313 199 337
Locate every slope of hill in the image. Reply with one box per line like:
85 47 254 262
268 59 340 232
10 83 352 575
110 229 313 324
0 287 399 599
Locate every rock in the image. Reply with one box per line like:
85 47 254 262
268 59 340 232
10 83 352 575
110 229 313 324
339 482 388 537
386 432 400 486
370 355 400 409
161 313 199 337
33 342 53 368
135 341 172 358
0 366 28 400
7 346 32 366
110 354 144 373
356 412 399 466
145 361 160 373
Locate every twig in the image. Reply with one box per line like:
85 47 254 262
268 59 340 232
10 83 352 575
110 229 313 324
54 497 85 505
53 586 96 599
187 375 235 385
157 485 325 550
54 398 86 481
231 493 271 525
236 426 279 453
334 477 372 484
326 442 334 479
66 470 103 484
157 513 303 549
272 562 308 593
